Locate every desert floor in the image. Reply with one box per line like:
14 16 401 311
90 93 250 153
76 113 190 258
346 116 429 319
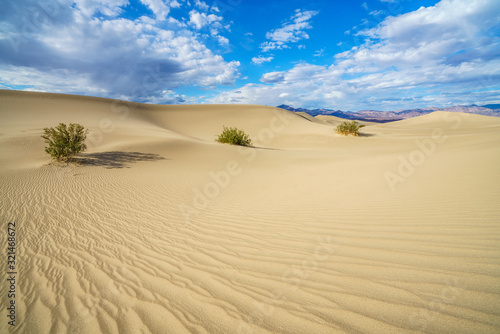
1 90 499 333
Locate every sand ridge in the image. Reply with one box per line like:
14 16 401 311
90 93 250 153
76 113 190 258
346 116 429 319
1 90 499 333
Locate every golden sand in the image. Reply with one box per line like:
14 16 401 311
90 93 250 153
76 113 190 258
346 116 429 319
1 90 499 333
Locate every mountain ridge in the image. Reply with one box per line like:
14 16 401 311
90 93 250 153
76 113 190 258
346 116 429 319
277 104 500 123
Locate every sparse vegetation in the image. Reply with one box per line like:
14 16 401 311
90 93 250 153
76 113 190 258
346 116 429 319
216 126 252 146
42 123 88 162
336 121 365 136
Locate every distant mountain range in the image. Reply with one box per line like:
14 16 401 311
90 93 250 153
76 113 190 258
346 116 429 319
277 104 500 123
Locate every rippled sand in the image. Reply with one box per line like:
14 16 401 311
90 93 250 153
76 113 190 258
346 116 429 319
1 90 499 333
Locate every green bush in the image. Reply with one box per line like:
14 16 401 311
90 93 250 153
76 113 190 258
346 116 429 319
335 121 365 136
41 123 88 162
215 126 252 146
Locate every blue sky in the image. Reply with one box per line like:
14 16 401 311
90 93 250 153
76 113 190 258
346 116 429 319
0 0 499 110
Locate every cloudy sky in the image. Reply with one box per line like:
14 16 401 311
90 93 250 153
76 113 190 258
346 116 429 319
1 0 499 110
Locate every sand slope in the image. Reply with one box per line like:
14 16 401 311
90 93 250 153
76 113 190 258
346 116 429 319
1 90 499 334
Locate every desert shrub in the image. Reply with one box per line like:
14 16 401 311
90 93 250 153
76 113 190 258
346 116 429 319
41 123 88 162
335 121 365 136
215 126 252 146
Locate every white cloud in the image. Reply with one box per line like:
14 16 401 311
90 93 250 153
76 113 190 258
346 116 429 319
0 0 240 103
1 0 498 110
369 10 385 16
139 0 179 20
349 0 500 68
313 48 325 57
72 0 130 17
194 0 210 11
251 56 273 65
260 41 285 52
189 10 223 29
260 9 318 52
212 0 500 110
260 71 285 83
72 0 181 20
188 9 229 48
217 35 229 45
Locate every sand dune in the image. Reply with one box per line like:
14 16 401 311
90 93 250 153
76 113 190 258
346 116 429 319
1 90 499 334
314 115 377 127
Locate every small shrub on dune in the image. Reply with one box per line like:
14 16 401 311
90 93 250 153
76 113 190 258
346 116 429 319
336 121 365 136
216 126 252 146
41 123 88 162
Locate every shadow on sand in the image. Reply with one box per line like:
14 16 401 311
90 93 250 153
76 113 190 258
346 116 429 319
78 151 166 169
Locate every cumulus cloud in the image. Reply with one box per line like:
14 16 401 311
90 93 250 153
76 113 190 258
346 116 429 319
217 35 229 45
194 0 210 11
252 56 273 65
346 0 500 69
188 10 223 29
260 9 318 52
0 0 239 103
140 0 175 20
260 71 285 83
187 8 230 46
71 0 178 19
212 0 500 110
